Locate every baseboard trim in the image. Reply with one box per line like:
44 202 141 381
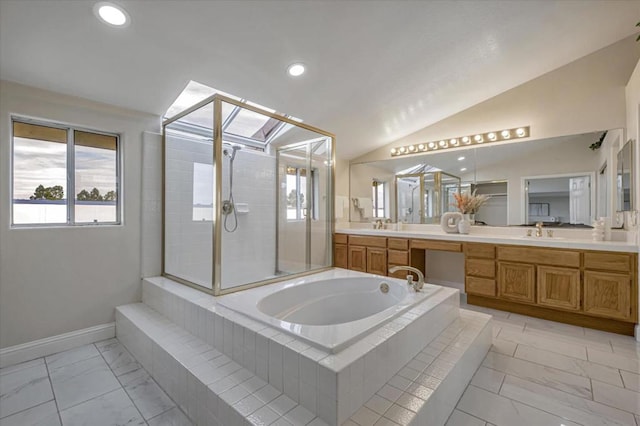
0 322 115 368
635 324 640 342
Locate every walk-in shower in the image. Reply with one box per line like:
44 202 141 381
162 95 334 295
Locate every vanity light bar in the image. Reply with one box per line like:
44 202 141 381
389 126 530 156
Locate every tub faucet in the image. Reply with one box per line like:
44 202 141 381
535 222 543 237
389 266 425 292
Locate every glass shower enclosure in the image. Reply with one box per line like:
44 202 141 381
163 95 334 295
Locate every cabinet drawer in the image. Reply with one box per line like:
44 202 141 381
466 258 495 278
411 239 462 252
584 252 632 273
388 238 409 250
497 246 580 268
349 235 387 248
466 276 496 297
465 243 495 259
334 233 348 244
388 249 408 265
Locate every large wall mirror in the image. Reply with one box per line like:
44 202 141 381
350 129 624 227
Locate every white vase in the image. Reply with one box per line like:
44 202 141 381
458 214 472 234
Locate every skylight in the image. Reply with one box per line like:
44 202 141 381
164 80 301 148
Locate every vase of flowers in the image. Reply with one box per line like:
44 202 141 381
452 190 490 234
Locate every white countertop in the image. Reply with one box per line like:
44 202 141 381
335 226 639 253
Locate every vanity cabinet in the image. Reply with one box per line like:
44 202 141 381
333 234 348 269
334 231 637 335
537 266 581 311
464 243 497 297
498 262 536 303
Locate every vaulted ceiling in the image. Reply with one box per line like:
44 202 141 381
1 0 638 159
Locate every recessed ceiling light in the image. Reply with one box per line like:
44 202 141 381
287 63 305 77
458 156 465 161
94 2 129 27
460 168 467 172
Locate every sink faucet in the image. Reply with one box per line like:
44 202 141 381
389 266 425 292
535 222 543 237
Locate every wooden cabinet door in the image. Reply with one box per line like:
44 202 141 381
584 271 632 321
537 266 580 311
348 246 367 272
334 244 348 269
367 248 388 276
498 262 535 303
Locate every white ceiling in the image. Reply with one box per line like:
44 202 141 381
1 1 638 159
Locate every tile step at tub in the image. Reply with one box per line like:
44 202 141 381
116 302 491 426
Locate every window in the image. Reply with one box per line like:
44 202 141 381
286 166 317 220
372 179 386 218
12 118 120 226
192 162 213 221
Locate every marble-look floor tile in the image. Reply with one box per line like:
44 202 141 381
147 407 192 426
59 388 145 426
49 355 120 410
0 400 60 426
482 351 592 398
523 327 613 353
588 347 640 373
514 345 624 386
621 370 640 392
122 371 175 420
520 316 585 336
488 339 517 357
497 329 587 360
445 409 486 426
45 345 100 370
95 340 140 377
469 367 504 394
592 380 640 415
457 385 580 426
500 375 635 426
0 362 53 418
0 359 44 377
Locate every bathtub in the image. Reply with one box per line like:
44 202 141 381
217 269 442 352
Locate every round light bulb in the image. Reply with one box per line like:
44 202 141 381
418 144 425 151
488 132 497 141
399 146 406 153
438 140 447 147
428 142 436 149
474 135 484 143
450 138 458 146
408 145 416 152
287 63 306 77
501 130 511 139
390 148 397 155
462 136 470 144
516 127 526 137
94 2 130 26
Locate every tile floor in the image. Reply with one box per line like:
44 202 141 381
1 304 639 426
0 338 192 426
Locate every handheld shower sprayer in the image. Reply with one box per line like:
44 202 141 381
222 143 242 232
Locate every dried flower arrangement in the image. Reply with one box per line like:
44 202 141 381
452 190 490 214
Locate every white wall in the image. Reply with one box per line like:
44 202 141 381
0 81 160 348
353 36 639 164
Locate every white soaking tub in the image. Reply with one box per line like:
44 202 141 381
218 269 442 352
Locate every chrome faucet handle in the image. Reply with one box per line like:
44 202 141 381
406 275 414 287
526 229 532 237
547 229 554 238
388 265 425 292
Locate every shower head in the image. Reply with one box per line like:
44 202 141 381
223 143 243 159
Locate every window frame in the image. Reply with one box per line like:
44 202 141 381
372 179 387 218
286 165 318 221
10 116 122 228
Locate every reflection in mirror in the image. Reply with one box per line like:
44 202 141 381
524 175 593 227
617 140 634 212
350 130 618 227
395 169 460 224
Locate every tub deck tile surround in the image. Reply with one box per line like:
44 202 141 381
116 301 490 426
123 276 491 425
141 276 461 424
